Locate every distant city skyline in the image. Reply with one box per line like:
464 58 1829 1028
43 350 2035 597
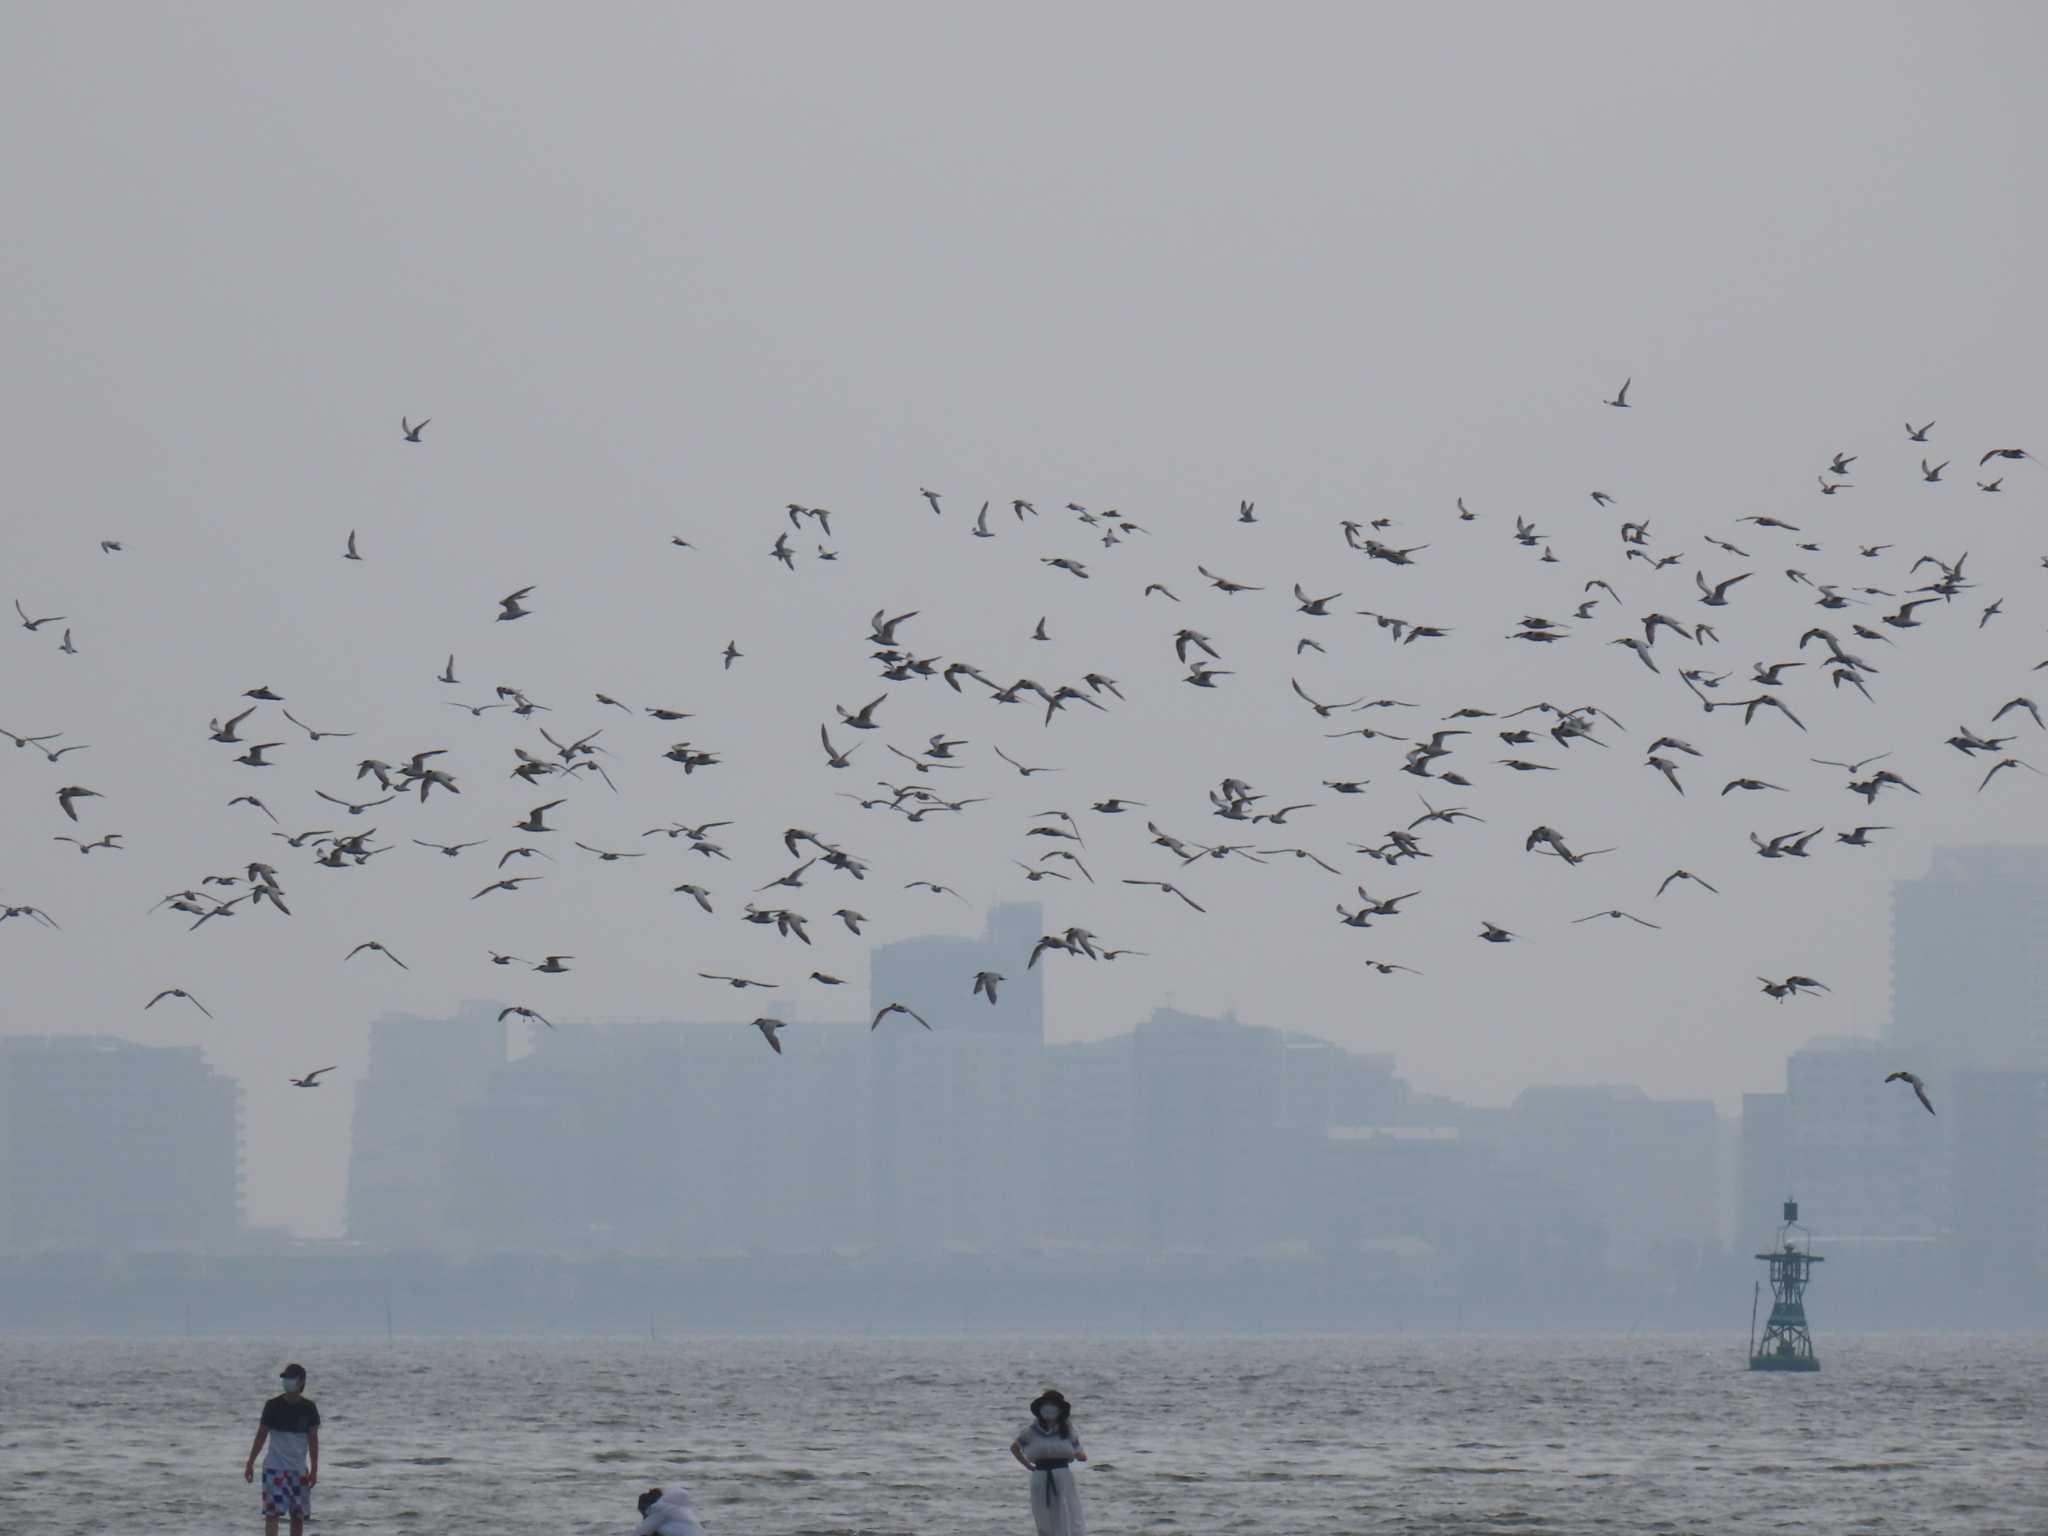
7 840 2047 1257
6 876 2040 1313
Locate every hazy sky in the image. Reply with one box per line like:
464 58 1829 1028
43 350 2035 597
3 3 2044 1237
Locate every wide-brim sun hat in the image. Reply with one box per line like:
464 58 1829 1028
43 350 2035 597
1030 1388 1071 1417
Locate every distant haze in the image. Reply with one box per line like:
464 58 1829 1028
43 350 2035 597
2 3 2044 1237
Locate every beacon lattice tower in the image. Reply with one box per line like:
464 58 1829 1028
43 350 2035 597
1750 1198 1823 1371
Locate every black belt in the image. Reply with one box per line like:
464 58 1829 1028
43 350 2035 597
1035 1460 1072 1471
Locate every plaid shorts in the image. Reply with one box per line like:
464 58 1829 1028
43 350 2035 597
260 1467 312 1519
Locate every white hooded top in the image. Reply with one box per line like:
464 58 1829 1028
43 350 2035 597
631 1486 705 1536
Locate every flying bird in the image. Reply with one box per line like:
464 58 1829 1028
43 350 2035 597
871 1001 932 1031
1122 878 1207 912
55 786 101 821
1884 1070 1936 1116
145 988 213 1018
1573 909 1661 929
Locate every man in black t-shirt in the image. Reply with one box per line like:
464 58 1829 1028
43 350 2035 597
244 1363 321 1536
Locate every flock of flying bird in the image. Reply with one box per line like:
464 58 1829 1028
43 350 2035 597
7 394 2037 1120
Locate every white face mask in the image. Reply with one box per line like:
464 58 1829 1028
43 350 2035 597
1037 1404 1062 1424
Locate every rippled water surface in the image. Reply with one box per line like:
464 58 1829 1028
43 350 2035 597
2 1335 2043 1534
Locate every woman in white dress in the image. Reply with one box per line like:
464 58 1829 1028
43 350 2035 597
1009 1388 1088 1536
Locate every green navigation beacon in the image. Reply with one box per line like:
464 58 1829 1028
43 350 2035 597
1750 1197 1823 1372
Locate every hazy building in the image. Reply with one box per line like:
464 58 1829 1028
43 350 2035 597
867 904 1044 1253
1040 1034 1138 1249
1506 1085 1721 1266
0 1036 241 1252
1947 1069 2048 1302
1890 846 2048 1071
1744 1037 1948 1244
1131 1008 1289 1252
1739 1090 1794 1247
866 1024 1042 1254
345 1002 506 1247
444 1014 868 1256
321 914 1771 1292
868 902 1045 1045
1317 1126 1608 1301
1281 1038 1401 1133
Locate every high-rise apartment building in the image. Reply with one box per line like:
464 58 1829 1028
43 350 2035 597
1506 1085 1721 1265
345 1002 505 1247
1948 1068 2048 1299
867 903 1044 1253
444 1015 869 1255
0 1036 242 1251
1890 846 2048 1070
1131 1007 1288 1252
1743 1036 1948 1243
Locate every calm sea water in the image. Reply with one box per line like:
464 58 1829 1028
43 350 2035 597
2 1335 2043 1534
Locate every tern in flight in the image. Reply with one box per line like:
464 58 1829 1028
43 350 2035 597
289 1066 339 1087
1122 878 1207 912
1574 909 1661 929
1656 869 1719 896
1978 757 2043 792
497 1007 553 1029
871 1001 933 1031
1758 976 1829 1002
514 800 566 833
837 695 887 730
146 988 213 1018
55 785 101 821
401 416 429 442
1884 1070 1936 1116
282 710 354 742
749 1017 790 1055
316 790 392 816
346 940 408 969
472 876 542 899
53 834 122 854
993 746 1059 776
